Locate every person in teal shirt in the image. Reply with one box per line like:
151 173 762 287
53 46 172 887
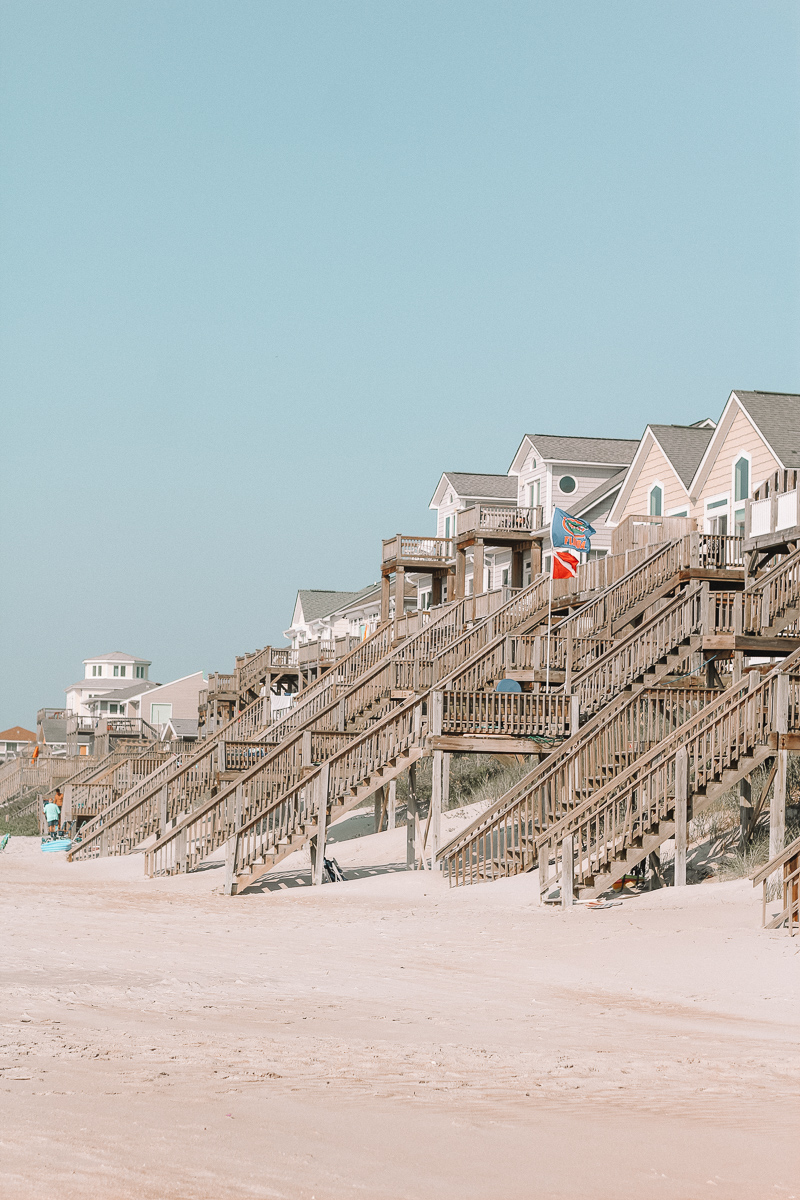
43 800 60 837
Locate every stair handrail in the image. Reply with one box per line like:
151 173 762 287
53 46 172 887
534 647 800 898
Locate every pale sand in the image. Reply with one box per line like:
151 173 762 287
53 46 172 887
1 810 799 1200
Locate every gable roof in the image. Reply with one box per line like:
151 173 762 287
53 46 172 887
430 471 516 507
524 435 639 466
296 587 376 623
87 681 161 702
40 718 68 743
0 726 36 741
733 392 800 467
161 717 199 739
647 425 715 489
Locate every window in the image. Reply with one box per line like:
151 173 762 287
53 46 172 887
444 516 451 539
135 665 145 679
119 665 126 677
109 703 118 714
559 476 576 494
502 567 509 585
92 665 101 677
529 480 540 507
6 743 16 753
113 666 119 677
735 509 745 537
734 457 749 502
649 486 662 516
100 702 108 713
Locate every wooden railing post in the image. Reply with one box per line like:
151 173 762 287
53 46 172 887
674 746 688 887
407 761 418 869
312 763 330 887
561 835 574 909
302 729 312 768
770 674 790 874
387 778 396 830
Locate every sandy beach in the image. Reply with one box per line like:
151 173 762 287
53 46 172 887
1 814 798 1200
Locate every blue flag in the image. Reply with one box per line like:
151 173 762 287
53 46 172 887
551 508 595 553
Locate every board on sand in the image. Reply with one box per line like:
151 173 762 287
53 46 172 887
41 838 72 853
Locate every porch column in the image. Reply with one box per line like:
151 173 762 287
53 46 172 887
430 573 443 607
473 540 485 596
395 565 405 621
530 540 542 580
455 546 467 599
380 573 391 623
511 547 524 590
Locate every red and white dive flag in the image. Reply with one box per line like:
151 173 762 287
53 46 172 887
552 549 579 579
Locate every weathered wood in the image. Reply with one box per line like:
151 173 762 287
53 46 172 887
674 746 688 887
387 778 396 830
561 835 574 909
312 763 330 887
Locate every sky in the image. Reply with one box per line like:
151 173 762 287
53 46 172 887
1 0 798 730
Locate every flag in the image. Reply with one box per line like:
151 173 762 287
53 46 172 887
552 549 579 579
551 507 595 553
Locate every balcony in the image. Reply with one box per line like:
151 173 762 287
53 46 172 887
381 535 455 569
456 504 543 539
745 470 800 553
37 708 69 724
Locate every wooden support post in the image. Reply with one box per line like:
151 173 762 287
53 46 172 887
312 764 330 887
561 835 574 909
387 779 396 830
511 547 524 590
395 565 405 621
218 739 226 774
771 751 788 866
739 777 752 847
455 547 467 599
224 833 240 895
442 752 450 810
674 745 688 887
374 785 385 834
530 541 541 580
473 540 485 596
302 729 312 768
431 750 443 870
380 573 391 624
431 573 442 607
337 698 346 733
407 762 418 869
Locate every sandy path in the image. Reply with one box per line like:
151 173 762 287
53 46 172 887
1 829 798 1199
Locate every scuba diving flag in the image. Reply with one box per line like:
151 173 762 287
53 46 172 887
552 549 579 579
551 507 595 553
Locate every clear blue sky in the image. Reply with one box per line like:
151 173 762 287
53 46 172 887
1 1 798 729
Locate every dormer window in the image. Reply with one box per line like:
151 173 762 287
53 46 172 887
92 665 102 677
113 666 119 677
135 665 145 679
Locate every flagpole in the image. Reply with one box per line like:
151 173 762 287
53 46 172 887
545 565 553 693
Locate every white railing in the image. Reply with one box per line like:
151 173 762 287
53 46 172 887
749 498 771 537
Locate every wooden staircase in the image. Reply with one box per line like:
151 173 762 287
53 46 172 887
535 657 800 902
141 538 742 892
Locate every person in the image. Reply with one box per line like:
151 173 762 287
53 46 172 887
43 799 61 838
53 789 64 820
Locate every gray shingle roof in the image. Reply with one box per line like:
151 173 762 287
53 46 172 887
568 468 628 518
163 718 198 738
65 677 159 694
734 392 800 468
297 586 376 623
525 435 639 465
649 425 714 489
40 718 68 743
87 681 160 702
441 472 517 499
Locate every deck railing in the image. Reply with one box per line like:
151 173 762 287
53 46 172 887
456 505 541 537
742 544 800 634
441 691 574 739
382 535 455 564
746 470 800 541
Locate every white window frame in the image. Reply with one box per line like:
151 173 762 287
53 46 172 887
704 491 730 533
732 450 752 504
647 480 665 517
